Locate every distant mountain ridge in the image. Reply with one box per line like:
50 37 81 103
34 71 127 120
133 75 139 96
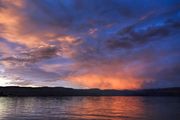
0 86 180 96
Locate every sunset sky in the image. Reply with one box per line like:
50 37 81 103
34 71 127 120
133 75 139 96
0 0 179 89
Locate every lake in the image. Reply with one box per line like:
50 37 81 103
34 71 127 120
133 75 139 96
0 97 179 120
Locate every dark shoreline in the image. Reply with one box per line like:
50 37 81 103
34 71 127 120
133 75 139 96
0 86 180 97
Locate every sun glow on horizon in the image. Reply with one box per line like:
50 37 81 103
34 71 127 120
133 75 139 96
0 77 12 86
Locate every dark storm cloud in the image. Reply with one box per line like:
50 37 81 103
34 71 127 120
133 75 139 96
106 17 180 49
23 0 144 32
0 46 60 64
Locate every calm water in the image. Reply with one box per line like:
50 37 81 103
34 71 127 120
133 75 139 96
0 97 179 120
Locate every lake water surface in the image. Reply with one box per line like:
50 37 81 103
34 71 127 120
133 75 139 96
0 97 179 120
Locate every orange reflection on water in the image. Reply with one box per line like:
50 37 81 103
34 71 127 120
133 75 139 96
0 97 145 120
1 97 179 120
67 97 145 120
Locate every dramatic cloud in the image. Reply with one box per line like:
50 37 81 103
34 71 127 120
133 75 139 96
0 45 59 64
0 0 179 89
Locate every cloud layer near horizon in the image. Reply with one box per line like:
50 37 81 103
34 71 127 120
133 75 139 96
0 0 180 89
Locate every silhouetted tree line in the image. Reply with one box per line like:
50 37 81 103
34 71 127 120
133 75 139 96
0 86 179 97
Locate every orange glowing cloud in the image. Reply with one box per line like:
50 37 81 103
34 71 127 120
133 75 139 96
0 0 45 47
64 57 156 90
0 1 66 48
66 61 150 90
0 0 80 56
69 73 142 89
